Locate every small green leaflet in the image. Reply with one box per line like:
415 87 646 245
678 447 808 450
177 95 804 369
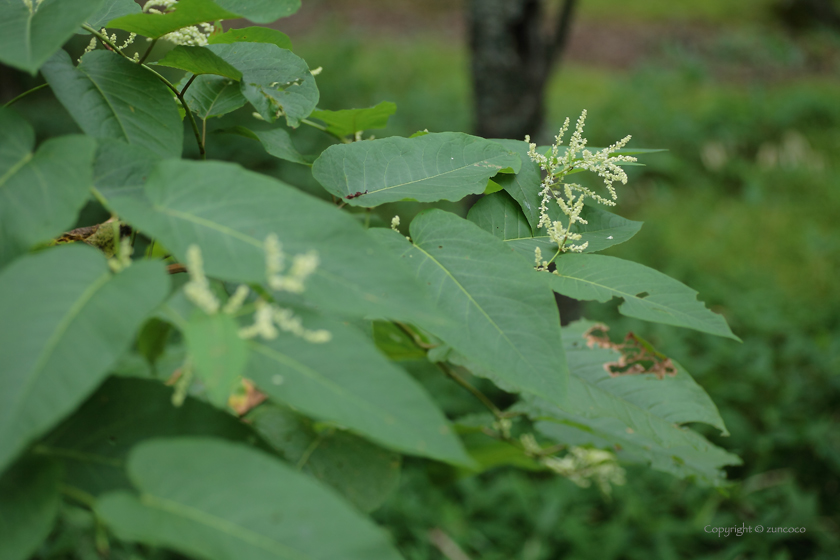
0 0 105 73
0 244 169 471
96 438 404 560
550 254 740 340
41 50 183 159
220 126 310 165
467 190 642 259
207 42 319 128
371 210 569 406
0 455 61 560
184 312 249 409
155 46 242 80
183 75 247 120
310 101 397 140
312 132 521 207
248 404 401 513
0 108 96 269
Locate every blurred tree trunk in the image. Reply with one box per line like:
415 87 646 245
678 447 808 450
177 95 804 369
468 0 581 324
773 0 840 29
468 0 577 141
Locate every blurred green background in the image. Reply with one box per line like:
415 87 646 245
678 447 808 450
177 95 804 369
5 0 839 558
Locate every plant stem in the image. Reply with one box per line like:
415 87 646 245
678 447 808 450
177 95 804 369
81 24 206 159
3 83 48 108
179 74 197 97
138 38 158 64
394 321 437 349
60 484 96 508
437 362 504 420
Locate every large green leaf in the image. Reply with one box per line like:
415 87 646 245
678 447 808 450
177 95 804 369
92 140 159 201
155 46 242 80
36 377 268 496
0 0 104 73
206 43 319 128
184 312 249 408
108 159 440 322
248 404 401 513
97 438 403 560
370 210 569 406
247 311 473 467
0 245 169 470
0 108 96 268
0 455 60 560
41 50 183 159
184 75 247 119
467 190 642 259
312 132 521 207
83 0 140 30
516 318 737 485
220 126 310 165
549 254 739 340
562 320 728 433
208 26 292 51
310 101 397 140
110 0 299 37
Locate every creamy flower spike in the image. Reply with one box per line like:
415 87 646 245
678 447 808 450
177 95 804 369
264 234 319 294
183 245 220 314
526 110 637 258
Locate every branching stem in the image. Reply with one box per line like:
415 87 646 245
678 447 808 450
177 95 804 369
81 24 206 159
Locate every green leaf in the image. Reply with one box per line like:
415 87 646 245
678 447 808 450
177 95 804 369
155 46 242 80
108 0 233 38
370 210 569 406
312 132 521 207
213 0 300 22
184 312 249 408
489 139 543 229
467 191 642 260
0 245 169 470
310 101 397 139
247 311 473 467
97 438 403 560
208 26 292 51
0 455 60 560
83 0 141 31
0 108 96 268
183 75 247 120
561 320 729 434
549 254 740 340
0 0 105 73
515 319 737 485
248 404 401 513
108 159 440 322
207 42 319 128
41 50 183 159
92 140 159 201
37 377 268 496
220 126 310 165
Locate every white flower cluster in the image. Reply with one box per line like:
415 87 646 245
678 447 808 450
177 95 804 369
541 446 626 495
144 1 214 46
181 240 330 344
526 110 636 256
22 0 43 14
108 237 133 273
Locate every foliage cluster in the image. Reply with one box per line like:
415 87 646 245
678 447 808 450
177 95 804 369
0 1 757 559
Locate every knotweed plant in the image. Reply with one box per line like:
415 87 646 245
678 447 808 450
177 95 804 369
528 110 637 267
0 1 741 557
